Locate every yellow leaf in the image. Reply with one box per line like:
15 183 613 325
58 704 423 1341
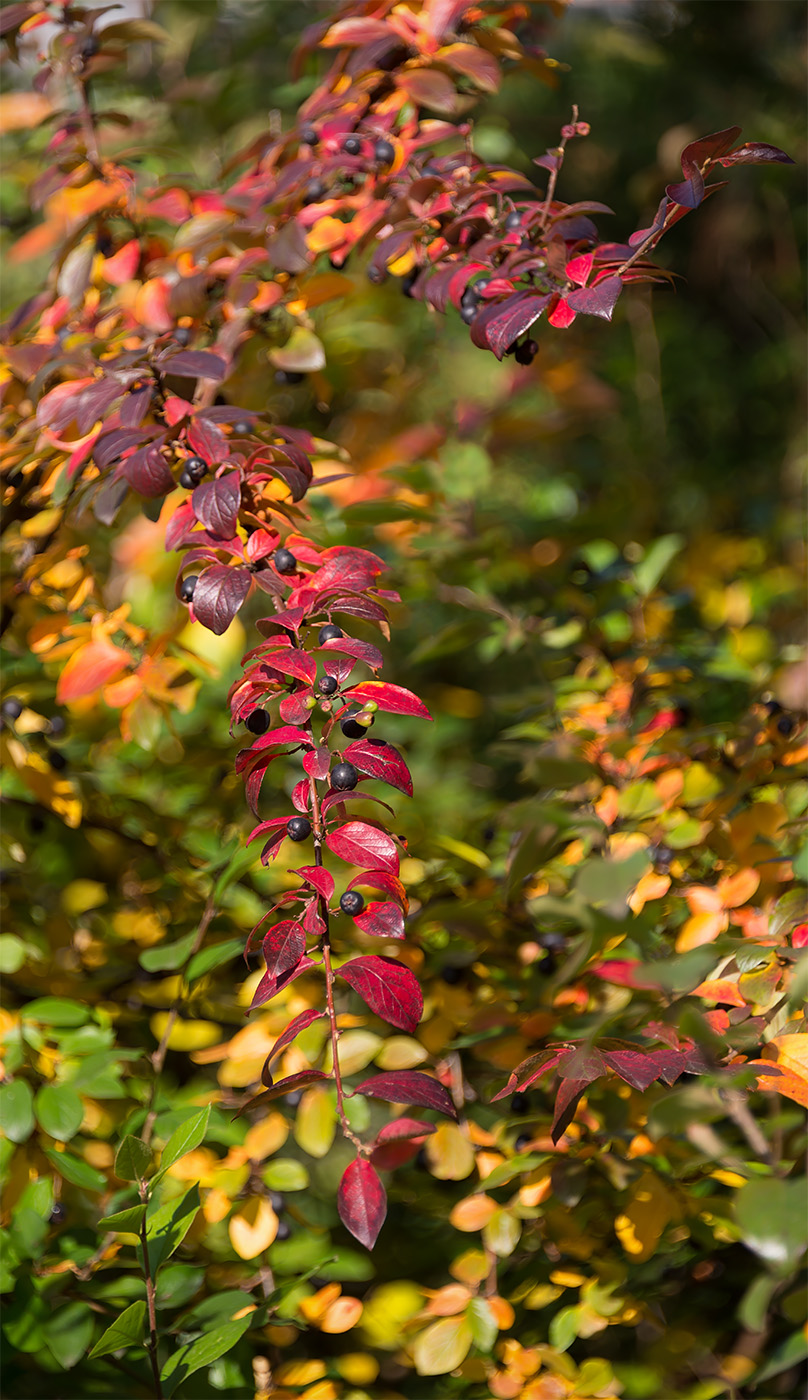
322 1029 381 1076
675 910 727 952
306 218 348 254
449 1194 498 1232
320 1296 363 1333
228 1196 278 1259
276 1360 326 1385
412 1315 473 1376
0 92 52 132
334 1352 379 1384
425 1122 475 1180
375 1035 429 1070
294 1085 336 1158
360 1281 423 1349
149 1015 221 1051
243 1113 289 1162
483 1208 522 1257
614 1169 681 1262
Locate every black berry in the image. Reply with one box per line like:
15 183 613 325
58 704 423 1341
344 135 362 156
460 302 477 325
777 714 795 737
287 816 312 842
654 845 673 872
515 338 538 366
440 966 463 985
475 278 490 296
269 1191 285 1212
179 470 195 490
514 1134 532 1152
505 210 523 231
274 1220 291 1241
340 890 364 916
48 750 67 772
763 698 783 716
174 326 192 347
374 137 395 166
49 716 66 737
231 420 252 436
401 268 418 298
460 285 479 311
49 1203 67 1225
511 1092 530 1115
185 455 207 482
80 36 99 60
340 709 368 739
318 624 344 644
1 699 23 721
303 179 326 204
180 575 198 603
538 953 556 975
300 126 318 146
246 709 270 735
273 548 297 575
274 369 305 385
331 761 358 792
367 266 385 285
318 676 338 696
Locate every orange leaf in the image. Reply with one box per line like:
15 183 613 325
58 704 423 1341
718 867 760 908
101 239 141 286
57 640 132 704
629 872 670 914
748 1063 808 1110
425 1284 471 1317
675 910 728 952
691 978 746 1008
134 278 174 333
228 1197 278 1258
320 1297 363 1333
449 1194 497 1232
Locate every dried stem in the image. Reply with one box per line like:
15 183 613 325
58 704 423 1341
539 104 578 229
139 1182 164 1400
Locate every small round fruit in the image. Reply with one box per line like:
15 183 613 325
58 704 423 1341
1 698 23 721
174 326 192 347
300 126 318 146
460 285 478 311
287 816 312 842
49 1203 67 1225
180 575 198 603
318 675 338 697
514 1133 532 1152
763 697 782 715
366 265 385 285
510 1092 530 1115
331 761 358 792
515 338 538 366
48 750 67 772
274 369 305 385
318 623 344 644
273 548 297 575
340 710 367 739
777 714 795 737
49 716 66 737
274 1219 291 1241
374 137 395 166
475 278 490 296
185 455 207 482
504 209 523 231
232 420 252 435
344 135 362 156
178 470 195 490
440 965 462 985
246 709 270 735
460 302 477 325
303 178 326 204
340 890 364 916
538 952 556 975
269 1191 285 1212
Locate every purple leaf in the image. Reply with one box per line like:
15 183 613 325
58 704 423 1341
353 1070 457 1121
470 291 551 360
551 1077 587 1144
122 444 175 499
192 565 252 635
565 275 623 320
239 1066 326 1108
337 955 423 1033
163 350 227 380
715 142 795 167
192 474 241 537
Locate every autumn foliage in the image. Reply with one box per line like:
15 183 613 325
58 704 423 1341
0 2 805 1399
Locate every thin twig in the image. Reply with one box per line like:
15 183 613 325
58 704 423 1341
139 1186 164 1400
539 104 577 229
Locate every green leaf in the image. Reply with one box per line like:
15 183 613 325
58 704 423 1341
114 1135 152 1182
466 1296 497 1352
575 850 648 907
34 1084 83 1141
89 1299 146 1359
46 1301 95 1370
748 1328 808 1387
144 1183 200 1273
478 1153 547 1191
23 998 89 1027
0 935 26 974
153 1105 210 1180
139 929 198 973
548 1304 580 1351
187 938 244 982
155 1263 206 1310
100 1204 147 1233
413 1315 473 1376
0 1080 35 1143
735 1178 808 1270
213 843 257 900
262 1158 309 1192
44 1148 107 1193
439 440 492 500
160 1312 254 1393
633 533 683 595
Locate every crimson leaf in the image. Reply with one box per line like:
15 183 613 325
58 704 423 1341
193 565 252 635
353 901 405 940
470 291 551 359
337 1158 387 1250
192 474 241 537
264 1009 326 1068
551 1077 587 1144
565 275 623 321
239 1068 327 1113
376 1118 437 1143
262 921 306 979
337 955 422 1032
342 681 432 720
326 822 399 875
123 444 175 498
353 1070 457 1121
491 1048 567 1102
343 738 413 796
164 350 227 380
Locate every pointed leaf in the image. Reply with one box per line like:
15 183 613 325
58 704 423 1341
156 1105 210 1177
343 737 413 796
353 901 405 940
262 920 306 979
337 1158 387 1249
265 1009 326 1066
337 955 422 1032
565 275 622 320
239 1069 327 1114
89 1300 146 1359
191 474 241 537
326 822 399 874
354 1070 457 1120
114 1135 152 1182
99 1204 147 1233
342 681 432 720
192 565 251 635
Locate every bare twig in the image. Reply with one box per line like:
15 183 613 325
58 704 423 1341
139 1184 164 1400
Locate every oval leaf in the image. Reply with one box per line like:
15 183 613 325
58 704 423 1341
193 565 251 635
338 955 422 1032
326 822 399 874
337 1157 387 1250
353 1070 457 1120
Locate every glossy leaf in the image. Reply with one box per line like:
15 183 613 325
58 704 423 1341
337 1157 387 1249
192 565 251 635
337 955 423 1032
191 474 241 537
343 737 413 795
353 1071 457 1120
342 681 432 720
326 822 399 874
89 1300 146 1360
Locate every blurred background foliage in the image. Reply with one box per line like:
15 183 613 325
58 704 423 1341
1 2 806 1399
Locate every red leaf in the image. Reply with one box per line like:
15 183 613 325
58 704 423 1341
262 650 316 685
123 444 175 498
491 1048 567 1102
165 500 197 551
376 1117 437 1143
164 350 227 380
680 126 742 170
370 1140 421 1172
602 1048 680 1092
326 822 399 874
322 16 393 45
565 253 594 286
248 955 318 1012
264 1009 326 1068
237 727 313 770
666 171 704 209
262 920 306 979
56 640 131 704
192 474 241 537
240 1067 327 1110
353 901 405 940
187 416 229 465
342 681 432 720
343 738 413 797
557 1045 606 1083
348 870 409 910
547 297 577 329
551 1078 587 1144
337 955 423 1032
337 1158 387 1250
565 275 622 320
310 546 387 594
303 747 331 781
714 141 795 167
292 865 334 900
470 291 551 360
353 1070 457 1121
193 565 252 635
318 636 384 671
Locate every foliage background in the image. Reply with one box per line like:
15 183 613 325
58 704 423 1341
1 2 805 1399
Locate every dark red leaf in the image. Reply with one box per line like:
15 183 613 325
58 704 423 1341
264 1010 326 1069
193 565 252 635
248 955 318 1011
491 1048 568 1101
238 728 313 770
714 142 795 167
376 1117 437 1144
342 681 432 720
347 870 409 910
261 650 316 685
262 920 306 979
565 275 623 320
337 955 422 1032
188 416 229 465
353 1070 457 1121
163 350 227 380
266 219 311 274
122 444 175 498
470 291 551 360
337 1158 387 1250
666 170 704 209
557 1045 606 1083
303 747 331 780
318 636 384 671
679 126 741 171
192 474 241 537
551 1077 588 1144
310 546 387 595
292 865 334 900
353 901 405 940
370 1139 421 1171
240 1067 326 1109
165 501 197 551
343 738 413 796
602 1048 678 1092
326 822 399 874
